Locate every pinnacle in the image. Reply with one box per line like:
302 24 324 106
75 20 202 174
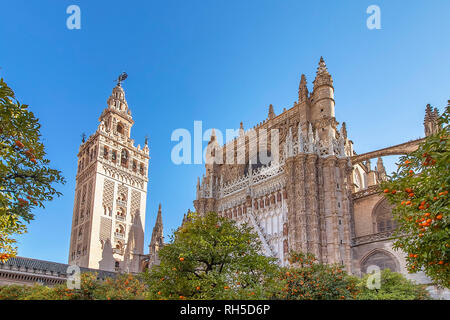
155 204 163 226
268 104 275 119
316 56 329 75
210 128 216 141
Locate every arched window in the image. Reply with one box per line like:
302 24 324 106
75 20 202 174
360 249 399 273
116 224 125 234
373 198 396 233
121 149 128 167
354 169 362 189
115 261 120 271
117 123 124 134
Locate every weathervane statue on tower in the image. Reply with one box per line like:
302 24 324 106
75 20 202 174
115 72 128 86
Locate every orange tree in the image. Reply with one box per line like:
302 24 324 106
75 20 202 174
143 211 282 300
0 273 147 300
0 77 65 260
380 103 449 288
277 252 359 300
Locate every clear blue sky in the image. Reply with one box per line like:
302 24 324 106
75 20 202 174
0 0 449 264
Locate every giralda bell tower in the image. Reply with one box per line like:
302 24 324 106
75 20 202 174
68 74 150 273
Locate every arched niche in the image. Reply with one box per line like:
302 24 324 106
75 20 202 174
372 198 396 233
360 249 399 273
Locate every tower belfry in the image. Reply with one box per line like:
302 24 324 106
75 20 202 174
68 75 150 273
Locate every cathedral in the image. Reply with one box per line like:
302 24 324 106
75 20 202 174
193 57 441 286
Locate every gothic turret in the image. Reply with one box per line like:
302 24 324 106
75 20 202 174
311 57 336 140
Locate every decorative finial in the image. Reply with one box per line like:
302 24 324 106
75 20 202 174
115 72 128 87
268 104 275 119
313 56 333 88
317 56 329 75
81 132 86 143
145 134 149 145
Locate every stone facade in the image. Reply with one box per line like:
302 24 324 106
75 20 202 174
193 57 444 295
68 81 150 273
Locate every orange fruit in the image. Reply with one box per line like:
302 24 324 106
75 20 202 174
15 140 24 148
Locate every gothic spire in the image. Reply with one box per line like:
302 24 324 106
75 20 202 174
376 157 386 180
156 203 162 227
148 204 164 267
268 104 275 120
433 107 440 121
313 56 333 89
298 74 309 103
209 128 216 142
424 104 440 136
340 122 347 140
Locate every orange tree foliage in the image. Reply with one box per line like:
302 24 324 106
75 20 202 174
277 252 359 300
380 104 449 288
143 211 282 300
0 272 147 300
0 77 65 259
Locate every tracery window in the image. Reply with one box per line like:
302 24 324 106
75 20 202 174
361 250 398 273
373 198 397 233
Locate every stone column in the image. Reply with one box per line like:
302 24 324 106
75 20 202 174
305 154 320 259
339 158 354 272
323 156 340 264
285 157 298 255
